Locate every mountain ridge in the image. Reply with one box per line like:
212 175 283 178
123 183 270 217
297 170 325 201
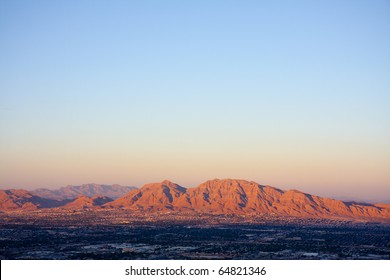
31 184 137 200
0 189 69 210
1 179 389 222
62 195 113 210
104 179 390 220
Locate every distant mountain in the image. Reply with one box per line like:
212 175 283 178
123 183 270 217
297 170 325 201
105 179 390 221
0 189 66 211
32 184 137 200
62 195 113 210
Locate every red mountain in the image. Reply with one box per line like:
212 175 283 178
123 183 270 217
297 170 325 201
62 195 113 210
1 179 389 222
107 180 187 211
105 179 390 220
0 189 64 211
32 184 137 200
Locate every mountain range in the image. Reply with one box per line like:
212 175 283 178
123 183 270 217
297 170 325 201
0 189 68 210
1 179 389 222
32 183 136 200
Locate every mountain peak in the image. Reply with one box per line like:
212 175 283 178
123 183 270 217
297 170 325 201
197 178 262 190
161 179 176 185
141 180 184 190
0 189 64 210
2 180 390 222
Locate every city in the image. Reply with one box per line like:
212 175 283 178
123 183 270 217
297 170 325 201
0 210 389 260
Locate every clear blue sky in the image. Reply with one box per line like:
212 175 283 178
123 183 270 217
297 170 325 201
1 0 389 202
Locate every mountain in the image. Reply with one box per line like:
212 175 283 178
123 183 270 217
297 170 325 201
107 180 188 211
105 179 390 220
0 189 66 211
62 195 113 210
32 184 137 200
2 179 389 222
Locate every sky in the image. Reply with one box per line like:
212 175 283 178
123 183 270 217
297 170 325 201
0 0 389 202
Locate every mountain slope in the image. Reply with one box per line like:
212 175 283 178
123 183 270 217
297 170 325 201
106 179 390 220
106 180 188 211
0 189 66 211
2 179 389 221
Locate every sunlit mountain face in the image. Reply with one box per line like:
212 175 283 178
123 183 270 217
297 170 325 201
1 179 389 222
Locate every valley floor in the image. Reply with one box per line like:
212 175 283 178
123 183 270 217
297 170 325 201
0 211 389 260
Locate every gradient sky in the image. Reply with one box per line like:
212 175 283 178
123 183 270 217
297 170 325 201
1 0 389 202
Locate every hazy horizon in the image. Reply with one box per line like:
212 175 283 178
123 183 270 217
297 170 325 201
1 1 389 203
